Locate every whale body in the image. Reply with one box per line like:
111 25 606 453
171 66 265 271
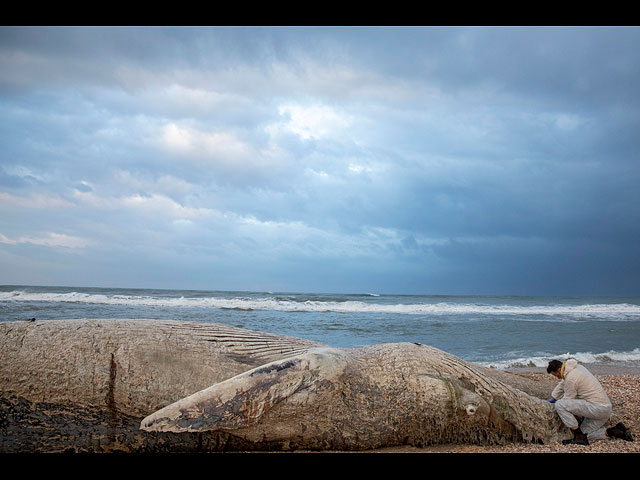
0 319 567 451
140 342 569 449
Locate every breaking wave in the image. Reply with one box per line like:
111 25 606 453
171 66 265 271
480 348 640 369
2 289 639 320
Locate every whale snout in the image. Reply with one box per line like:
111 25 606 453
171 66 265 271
140 416 163 432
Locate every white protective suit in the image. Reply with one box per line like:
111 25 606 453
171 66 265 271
551 359 612 441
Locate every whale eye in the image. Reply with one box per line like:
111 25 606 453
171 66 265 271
465 404 477 416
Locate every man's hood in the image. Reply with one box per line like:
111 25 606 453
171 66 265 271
562 358 578 378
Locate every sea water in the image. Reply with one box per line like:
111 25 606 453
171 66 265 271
1 285 639 369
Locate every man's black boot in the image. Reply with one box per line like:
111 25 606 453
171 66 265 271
562 427 589 445
607 423 634 442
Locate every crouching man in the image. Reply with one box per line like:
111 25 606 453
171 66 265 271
547 359 633 445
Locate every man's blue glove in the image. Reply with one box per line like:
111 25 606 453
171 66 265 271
547 398 556 403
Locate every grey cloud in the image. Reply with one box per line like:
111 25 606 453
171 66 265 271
1 26 639 295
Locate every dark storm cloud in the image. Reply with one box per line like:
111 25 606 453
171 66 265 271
0 26 639 294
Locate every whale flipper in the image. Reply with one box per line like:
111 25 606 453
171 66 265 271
140 347 350 433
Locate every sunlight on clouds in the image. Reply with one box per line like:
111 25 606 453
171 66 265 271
157 122 292 183
160 123 253 162
348 163 373 174
74 180 93 193
121 193 213 219
162 123 193 152
72 190 213 220
276 103 352 140
305 168 331 180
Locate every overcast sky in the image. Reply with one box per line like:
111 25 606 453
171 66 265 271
1 26 639 296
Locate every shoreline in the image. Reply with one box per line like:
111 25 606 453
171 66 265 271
503 363 640 376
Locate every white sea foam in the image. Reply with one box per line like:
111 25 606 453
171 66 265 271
479 348 640 369
2 290 640 319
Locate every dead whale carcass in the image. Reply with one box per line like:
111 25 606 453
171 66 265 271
0 318 323 417
141 342 570 450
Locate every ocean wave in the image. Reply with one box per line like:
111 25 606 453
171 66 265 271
479 348 640 369
2 290 640 319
